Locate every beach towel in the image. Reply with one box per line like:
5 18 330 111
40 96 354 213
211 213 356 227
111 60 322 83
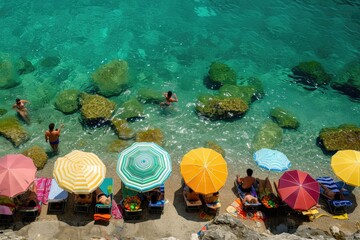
111 199 122 219
34 177 52 205
226 198 265 221
94 213 111 221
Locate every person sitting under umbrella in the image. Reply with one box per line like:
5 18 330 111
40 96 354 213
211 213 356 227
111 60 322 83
203 192 219 204
319 183 344 200
184 186 200 202
74 193 92 204
149 187 164 204
95 188 111 205
15 183 38 208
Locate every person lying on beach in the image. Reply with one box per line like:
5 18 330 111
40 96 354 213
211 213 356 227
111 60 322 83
15 183 38 207
320 183 344 200
237 168 256 193
184 186 200 202
203 192 219 204
149 187 164 204
12 98 30 124
242 192 259 204
95 188 111 205
74 193 92 204
160 91 178 108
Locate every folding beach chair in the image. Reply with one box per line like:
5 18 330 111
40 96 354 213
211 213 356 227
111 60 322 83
183 185 202 212
316 177 353 215
47 179 68 214
234 180 261 211
95 178 113 214
74 194 92 214
148 184 165 214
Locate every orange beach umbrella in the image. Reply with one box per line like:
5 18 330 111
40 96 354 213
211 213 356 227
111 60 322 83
180 148 228 195
331 150 360 186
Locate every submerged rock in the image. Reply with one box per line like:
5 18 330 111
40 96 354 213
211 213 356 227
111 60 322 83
135 128 164 146
252 120 283 150
270 107 299 129
111 118 135 140
0 108 7 117
206 62 237 89
17 57 35 75
219 84 255 104
137 88 163 104
40 56 60 68
318 124 360 152
54 89 81 114
195 95 248 120
79 93 116 126
290 61 331 89
204 141 225 157
120 98 144 121
0 116 29 147
107 139 130 153
92 59 129 97
22 145 48 170
331 61 360 100
0 57 20 89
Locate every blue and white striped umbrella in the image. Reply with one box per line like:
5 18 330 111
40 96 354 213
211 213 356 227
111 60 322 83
116 142 172 192
254 148 291 172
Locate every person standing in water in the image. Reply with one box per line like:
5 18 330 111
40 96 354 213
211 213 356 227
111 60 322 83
160 91 178 108
45 123 64 154
12 98 30 124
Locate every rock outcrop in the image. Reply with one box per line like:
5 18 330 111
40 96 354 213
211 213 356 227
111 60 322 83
135 128 164 146
79 93 116 126
270 107 299 129
54 89 81 114
137 88 164 104
195 95 248 120
22 145 48 170
331 61 360 100
252 120 283 150
92 59 129 97
111 118 135 140
219 84 255 104
318 124 360 152
119 98 144 121
0 57 20 89
0 116 29 147
290 61 331 89
206 62 237 89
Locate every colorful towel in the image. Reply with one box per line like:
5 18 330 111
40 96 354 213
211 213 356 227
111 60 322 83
34 177 52 205
94 213 111 221
226 198 265 221
111 199 122 219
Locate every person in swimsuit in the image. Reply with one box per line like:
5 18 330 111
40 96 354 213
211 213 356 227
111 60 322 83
12 98 30 124
237 168 256 193
160 91 178 108
45 123 64 154
95 187 111 205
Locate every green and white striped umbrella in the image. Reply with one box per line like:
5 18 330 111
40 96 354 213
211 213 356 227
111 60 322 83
116 142 172 192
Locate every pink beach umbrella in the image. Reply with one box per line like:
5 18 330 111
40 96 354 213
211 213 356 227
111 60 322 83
277 169 320 211
0 154 37 197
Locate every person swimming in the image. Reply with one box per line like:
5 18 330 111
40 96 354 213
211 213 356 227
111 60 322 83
12 98 30 124
160 91 178 108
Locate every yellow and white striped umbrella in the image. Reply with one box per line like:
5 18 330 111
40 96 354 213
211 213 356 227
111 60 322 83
53 150 106 194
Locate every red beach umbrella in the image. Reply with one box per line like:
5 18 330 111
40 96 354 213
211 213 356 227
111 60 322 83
277 170 320 211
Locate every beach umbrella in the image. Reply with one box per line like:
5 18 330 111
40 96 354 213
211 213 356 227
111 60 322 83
331 150 360 187
254 148 291 172
180 148 228 195
0 154 37 197
116 142 172 192
53 150 106 194
277 170 320 211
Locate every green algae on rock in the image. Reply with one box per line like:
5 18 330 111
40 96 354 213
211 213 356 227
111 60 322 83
331 61 360 100
0 58 20 89
219 84 256 104
22 145 48 170
120 98 144 121
206 62 237 89
291 61 331 88
16 57 35 75
54 89 81 114
0 116 29 147
252 120 283 150
195 95 248 120
79 93 116 126
318 124 360 152
111 118 135 140
40 56 60 68
107 139 130 153
92 59 129 97
0 108 7 117
135 128 164 146
270 107 299 129
204 141 225 157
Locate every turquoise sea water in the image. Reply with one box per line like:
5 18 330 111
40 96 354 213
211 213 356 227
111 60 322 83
0 0 359 178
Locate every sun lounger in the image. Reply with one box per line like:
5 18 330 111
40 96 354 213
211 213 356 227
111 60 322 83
183 186 202 212
316 177 349 195
95 178 113 215
316 177 353 214
74 193 92 214
200 193 221 216
47 179 68 214
148 184 165 214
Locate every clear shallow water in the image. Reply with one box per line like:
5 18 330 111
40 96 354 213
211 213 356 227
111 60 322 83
0 0 359 178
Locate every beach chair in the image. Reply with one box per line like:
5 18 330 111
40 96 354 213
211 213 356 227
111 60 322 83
234 180 261 211
183 186 202 212
95 178 113 214
201 193 221 216
148 184 165 214
47 179 68 214
316 177 349 195
74 193 92 214
316 177 353 215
